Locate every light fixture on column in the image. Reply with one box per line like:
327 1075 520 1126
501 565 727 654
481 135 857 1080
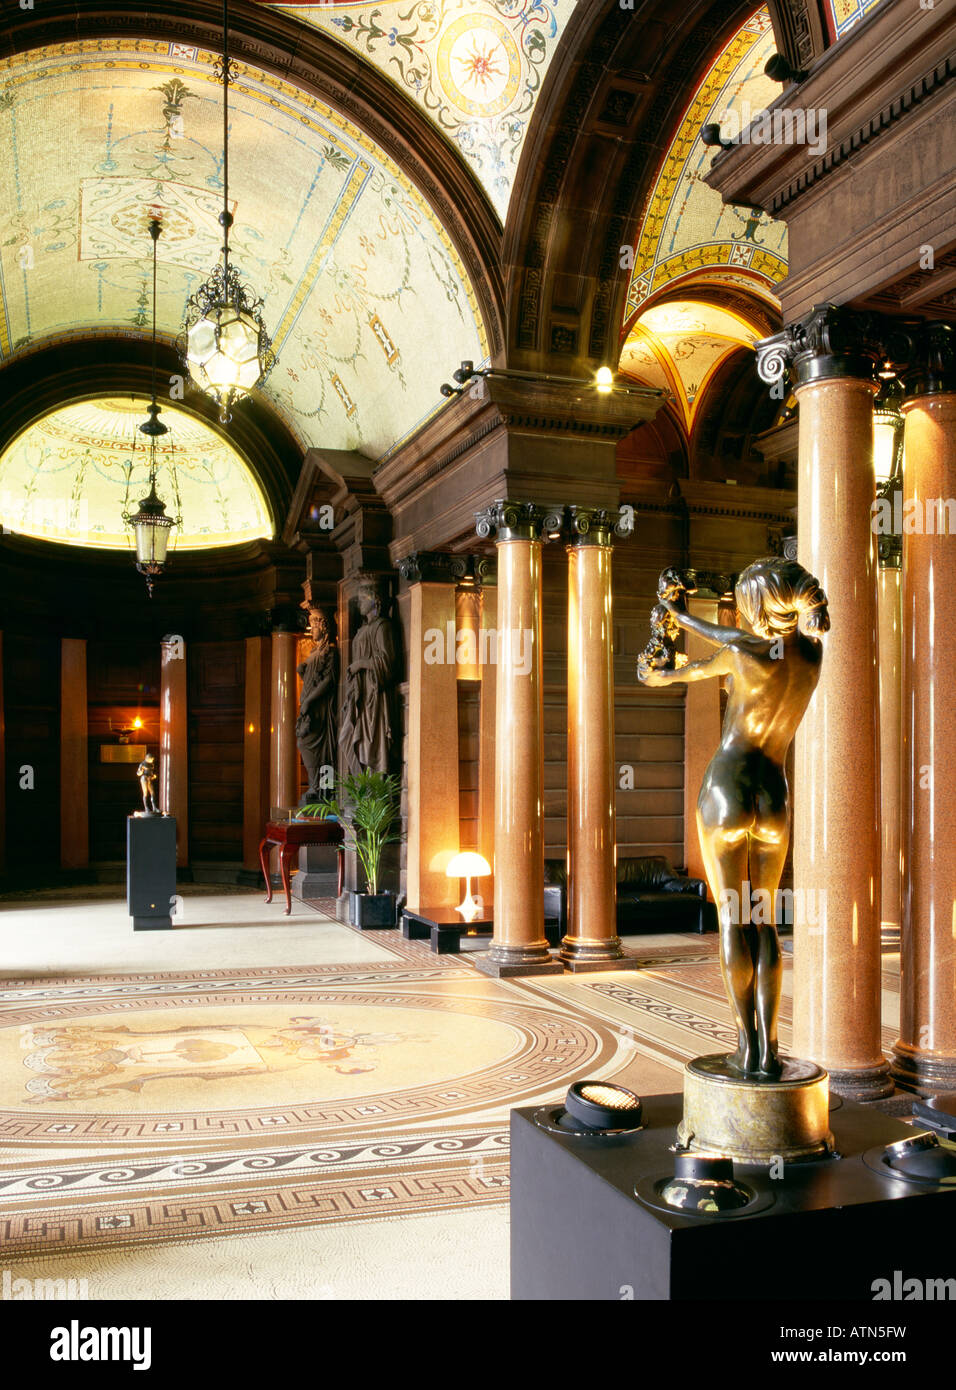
446 850 491 922
178 0 274 423
124 218 181 598
595 366 613 393
873 373 904 569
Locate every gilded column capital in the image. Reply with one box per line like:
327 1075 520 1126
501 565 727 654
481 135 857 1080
566 505 625 547
887 321 956 400
475 499 562 543
755 303 887 389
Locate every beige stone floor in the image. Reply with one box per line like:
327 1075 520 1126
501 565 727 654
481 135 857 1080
0 890 902 1300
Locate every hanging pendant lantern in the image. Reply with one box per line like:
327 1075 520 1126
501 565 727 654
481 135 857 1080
123 222 181 596
177 0 274 423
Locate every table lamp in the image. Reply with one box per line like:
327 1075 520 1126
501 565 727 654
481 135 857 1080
446 851 491 922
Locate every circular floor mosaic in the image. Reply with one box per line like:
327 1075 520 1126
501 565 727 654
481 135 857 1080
0 986 616 1143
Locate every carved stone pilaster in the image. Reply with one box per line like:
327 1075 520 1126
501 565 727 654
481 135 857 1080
475 500 563 543
755 303 888 388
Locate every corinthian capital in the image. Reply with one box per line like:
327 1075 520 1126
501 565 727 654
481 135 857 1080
755 304 888 388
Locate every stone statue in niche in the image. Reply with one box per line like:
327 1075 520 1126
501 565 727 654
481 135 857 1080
340 579 394 776
136 753 160 816
296 605 338 803
638 558 829 1079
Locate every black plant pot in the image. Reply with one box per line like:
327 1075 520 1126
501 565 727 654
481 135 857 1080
349 890 396 929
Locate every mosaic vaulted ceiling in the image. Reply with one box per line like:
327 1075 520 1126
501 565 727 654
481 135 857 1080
0 40 488 462
268 1 576 221
624 7 787 324
619 301 758 431
0 397 272 550
825 0 884 41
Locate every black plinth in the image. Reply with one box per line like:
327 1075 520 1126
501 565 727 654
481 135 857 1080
126 814 177 930
511 1094 956 1300
401 907 493 954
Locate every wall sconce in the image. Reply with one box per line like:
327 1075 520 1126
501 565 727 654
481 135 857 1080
446 851 491 921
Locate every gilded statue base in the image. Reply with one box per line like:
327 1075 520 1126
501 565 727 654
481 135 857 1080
677 1054 834 1164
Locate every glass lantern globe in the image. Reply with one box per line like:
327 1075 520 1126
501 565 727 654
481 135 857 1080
180 265 274 422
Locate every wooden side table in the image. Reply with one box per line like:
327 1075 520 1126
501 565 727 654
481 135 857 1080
259 818 345 915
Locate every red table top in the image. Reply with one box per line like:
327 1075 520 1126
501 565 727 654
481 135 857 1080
264 819 344 846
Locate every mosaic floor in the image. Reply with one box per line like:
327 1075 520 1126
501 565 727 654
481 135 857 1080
0 891 902 1295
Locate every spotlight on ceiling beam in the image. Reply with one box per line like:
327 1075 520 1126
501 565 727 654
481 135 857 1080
765 53 809 84
701 123 733 149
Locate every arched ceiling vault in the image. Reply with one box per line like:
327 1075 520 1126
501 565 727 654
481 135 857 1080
0 2 505 462
502 0 784 376
0 338 303 530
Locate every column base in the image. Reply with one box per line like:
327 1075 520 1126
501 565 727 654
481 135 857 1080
559 935 641 973
890 1043 956 1097
472 941 563 978
826 1060 894 1102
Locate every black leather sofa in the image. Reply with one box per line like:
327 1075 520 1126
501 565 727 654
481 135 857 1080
543 855 718 938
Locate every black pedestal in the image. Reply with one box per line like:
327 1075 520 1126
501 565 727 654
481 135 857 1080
511 1094 956 1300
126 815 177 930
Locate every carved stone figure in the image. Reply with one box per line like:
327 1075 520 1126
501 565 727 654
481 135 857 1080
136 753 159 816
638 557 830 1079
340 581 394 776
296 606 338 803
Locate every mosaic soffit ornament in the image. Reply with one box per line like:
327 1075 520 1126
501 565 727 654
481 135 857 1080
0 40 488 462
825 0 885 42
269 0 577 221
619 300 758 431
623 6 787 325
0 396 272 551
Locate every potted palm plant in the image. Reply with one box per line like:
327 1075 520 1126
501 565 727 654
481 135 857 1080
300 770 401 928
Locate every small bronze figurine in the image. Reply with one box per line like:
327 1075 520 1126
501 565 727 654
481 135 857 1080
638 567 697 672
136 753 160 816
638 557 829 1080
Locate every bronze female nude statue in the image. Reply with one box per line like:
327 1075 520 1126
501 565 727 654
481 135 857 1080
638 558 830 1079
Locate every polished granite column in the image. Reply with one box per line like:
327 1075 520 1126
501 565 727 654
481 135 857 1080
473 502 562 977
877 563 902 949
270 629 299 814
160 633 188 868
561 507 625 970
757 306 891 1098
893 323 956 1094
400 555 462 912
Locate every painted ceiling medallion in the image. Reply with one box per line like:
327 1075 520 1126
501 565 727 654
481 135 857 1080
436 15 521 118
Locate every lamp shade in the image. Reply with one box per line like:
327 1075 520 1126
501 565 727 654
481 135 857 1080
446 852 491 878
